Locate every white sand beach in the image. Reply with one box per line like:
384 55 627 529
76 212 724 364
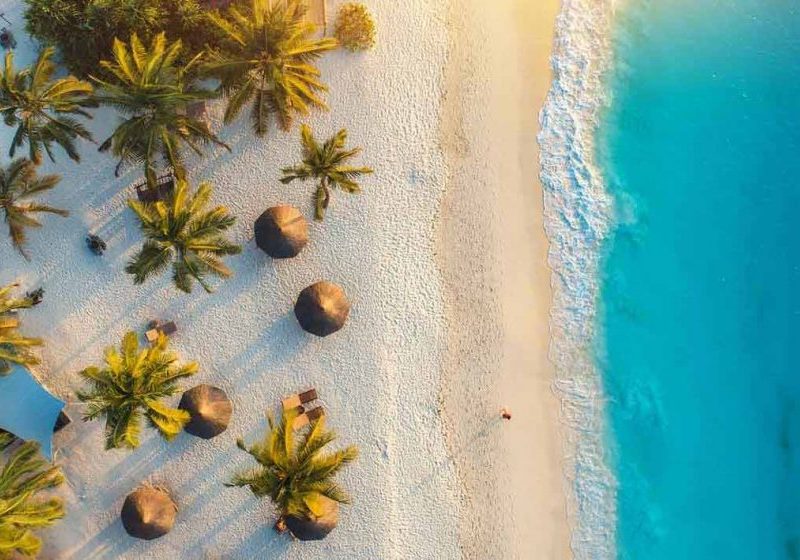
439 0 571 558
0 0 571 558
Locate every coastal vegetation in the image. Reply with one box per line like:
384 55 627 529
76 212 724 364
334 3 376 52
0 159 67 258
23 0 217 80
2 0 376 550
281 125 373 220
205 0 337 137
0 284 41 375
76 331 198 449
227 408 357 537
94 33 228 186
126 179 241 293
0 48 96 164
0 433 64 559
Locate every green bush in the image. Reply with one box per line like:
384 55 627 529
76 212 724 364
24 0 226 78
334 2 376 52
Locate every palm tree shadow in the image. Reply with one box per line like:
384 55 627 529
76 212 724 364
65 517 133 560
226 511 292 559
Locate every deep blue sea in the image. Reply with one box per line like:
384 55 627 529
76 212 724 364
597 1 800 558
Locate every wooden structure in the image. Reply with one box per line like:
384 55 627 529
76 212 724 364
293 405 324 429
134 173 175 203
281 388 318 411
145 320 178 344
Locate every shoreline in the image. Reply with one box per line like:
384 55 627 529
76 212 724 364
539 0 618 557
437 0 571 558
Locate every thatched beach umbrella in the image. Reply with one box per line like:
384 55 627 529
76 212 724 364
254 206 309 258
285 496 339 541
294 281 350 337
179 384 233 439
121 487 176 540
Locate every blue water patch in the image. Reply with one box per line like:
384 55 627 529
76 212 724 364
597 1 800 558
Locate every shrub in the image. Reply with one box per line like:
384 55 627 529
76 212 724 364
24 0 223 78
334 2 376 52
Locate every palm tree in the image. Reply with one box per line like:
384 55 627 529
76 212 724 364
0 159 67 259
205 0 338 137
0 283 41 376
93 33 228 188
126 179 241 294
280 125 373 220
76 331 198 450
227 408 357 532
0 433 65 559
0 47 96 164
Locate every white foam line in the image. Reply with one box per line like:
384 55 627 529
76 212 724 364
538 0 618 557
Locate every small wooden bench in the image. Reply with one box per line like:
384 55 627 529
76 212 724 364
134 174 175 203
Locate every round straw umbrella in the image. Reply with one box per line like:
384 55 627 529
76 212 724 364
121 487 177 540
179 384 233 439
293 281 350 337
285 497 339 541
254 206 309 258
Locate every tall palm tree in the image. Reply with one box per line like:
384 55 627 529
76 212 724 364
0 433 65 559
126 179 241 294
0 47 96 164
280 125 373 220
0 159 67 259
0 283 41 376
205 0 338 137
76 331 198 450
93 33 228 188
227 408 357 531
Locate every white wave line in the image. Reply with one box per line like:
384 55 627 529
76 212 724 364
538 0 618 558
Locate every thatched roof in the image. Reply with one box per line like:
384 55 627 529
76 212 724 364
294 282 350 337
121 487 176 540
179 385 232 439
285 496 339 541
254 206 309 259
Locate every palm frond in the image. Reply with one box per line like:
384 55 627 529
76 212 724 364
94 33 225 187
0 441 64 557
281 126 372 220
228 406 358 525
0 48 94 163
76 331 197 450
204 0 336 139
127 180 240 294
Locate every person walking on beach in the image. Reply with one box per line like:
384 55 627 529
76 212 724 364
500 407 512 421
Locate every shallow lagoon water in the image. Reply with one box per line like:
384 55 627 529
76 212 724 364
598 1 800 558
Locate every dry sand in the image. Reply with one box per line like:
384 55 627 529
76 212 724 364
0 0 575 556
438 0 572 558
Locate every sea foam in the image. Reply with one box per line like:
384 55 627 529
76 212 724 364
538 0 617 557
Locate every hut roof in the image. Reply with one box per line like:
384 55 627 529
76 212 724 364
121 487 176 540
0 366 64 459
254 206 309 258
294 281 350 337
285 496 339 541
179 384 232 439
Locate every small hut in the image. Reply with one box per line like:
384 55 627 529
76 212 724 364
285 496 339 541
121 487 177 541
179 384 233 439
294 281 350 337
254 206 309 259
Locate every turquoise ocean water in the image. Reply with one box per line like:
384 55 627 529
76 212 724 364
598 1 800 558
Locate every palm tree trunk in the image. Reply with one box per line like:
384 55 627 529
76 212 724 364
314 181 330 221
145 161 157 191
